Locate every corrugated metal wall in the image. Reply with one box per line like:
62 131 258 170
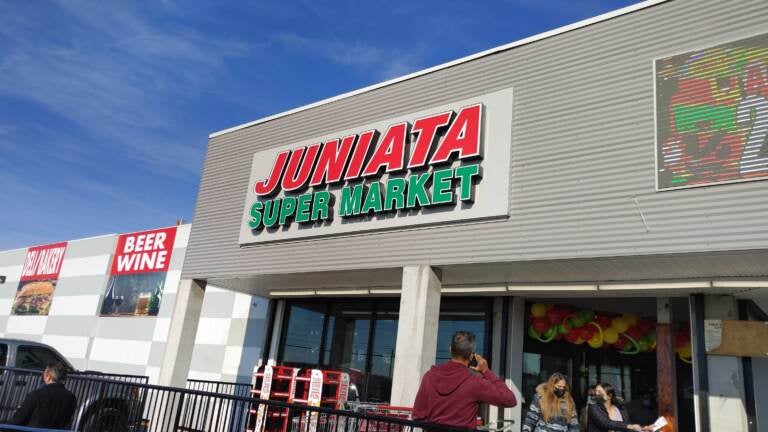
183 0 768 280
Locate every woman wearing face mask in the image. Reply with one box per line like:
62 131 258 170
522 372 580 432
587 383 644 432
579 385 596 432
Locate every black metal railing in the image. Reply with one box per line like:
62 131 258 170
186 379 253 398
0 366 478 432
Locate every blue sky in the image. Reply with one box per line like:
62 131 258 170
0 0 637 250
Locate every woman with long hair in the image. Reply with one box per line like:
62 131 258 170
522 372 580 432
586 383 644 432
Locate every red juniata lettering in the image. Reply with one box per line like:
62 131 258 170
255 150 290 196
344 130 377 181
361 122 409 177
430 104 483 165
282 143 321 192
310 135 355 187
408 111 452 169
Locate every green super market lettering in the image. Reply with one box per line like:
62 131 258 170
247 104 484 231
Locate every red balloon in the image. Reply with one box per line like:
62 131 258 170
546 308 563 324
580 328 593 340
675 333 688 347
637 320 653 333
614 336 629 350
595 315 612 328
565 332 580 344
626 326 643 340
533 318 551 334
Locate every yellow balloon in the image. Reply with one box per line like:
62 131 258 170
603 327 619 344
611 317 629 334
678 343 692 359
531 303 548 318
622 313 639 327
588 338 603 349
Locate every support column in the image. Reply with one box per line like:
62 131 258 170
690 294 749 432
159 278 206 387
390 266 442 406
504 297 525 431
489 297 505 422
656 297 678 432
265 300 286 364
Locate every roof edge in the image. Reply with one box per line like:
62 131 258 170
210 0 669 138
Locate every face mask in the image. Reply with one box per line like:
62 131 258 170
643 399 652 407
553 388 566 398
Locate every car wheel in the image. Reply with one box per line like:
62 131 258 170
82 407 128 432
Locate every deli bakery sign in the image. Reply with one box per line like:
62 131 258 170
239 88 513 244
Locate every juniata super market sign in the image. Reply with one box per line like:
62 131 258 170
239 88 513 244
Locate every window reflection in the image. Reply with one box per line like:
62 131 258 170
279 298 491 402
282 303 325 366
435 299 492 364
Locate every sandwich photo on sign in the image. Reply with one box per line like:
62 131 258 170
100 227 177 317
12 242 67 316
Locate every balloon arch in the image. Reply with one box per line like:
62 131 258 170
527 302 692 363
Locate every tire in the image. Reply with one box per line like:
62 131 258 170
81 406 128 432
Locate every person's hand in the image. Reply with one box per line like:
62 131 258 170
471 354 489 373
627 425 642 431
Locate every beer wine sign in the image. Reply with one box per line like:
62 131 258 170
239 88 513 244
100 227 177 316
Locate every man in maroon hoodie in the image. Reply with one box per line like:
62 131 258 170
412 331 517 429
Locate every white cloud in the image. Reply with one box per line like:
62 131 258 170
0 1 253 177
274 32 426 81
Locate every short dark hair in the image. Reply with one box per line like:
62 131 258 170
45 362 68 383
450 331 476 360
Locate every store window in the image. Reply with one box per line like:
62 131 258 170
279 297 493 402
280 300 399 402
435 298 493 364
281 303 326 366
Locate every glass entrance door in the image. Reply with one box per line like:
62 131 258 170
279 300 399 401
278 297 493 402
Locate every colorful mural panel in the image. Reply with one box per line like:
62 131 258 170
656 33 768 189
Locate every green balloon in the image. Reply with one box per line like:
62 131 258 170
528 326 541 339
570 315 586 328
637 339 649 351
647 330 657 343
557 324 568 335
581 309 595 322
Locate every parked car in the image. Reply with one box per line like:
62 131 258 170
0 338 147 432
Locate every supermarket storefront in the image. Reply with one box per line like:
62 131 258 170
178 1 768 431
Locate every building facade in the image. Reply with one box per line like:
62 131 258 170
179 1 768 431
1 1 767 432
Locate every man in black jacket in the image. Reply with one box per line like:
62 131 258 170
11 362 77 429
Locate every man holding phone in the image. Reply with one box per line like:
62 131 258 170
413 331 517 429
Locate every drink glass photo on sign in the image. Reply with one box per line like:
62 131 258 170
99 227 176 317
